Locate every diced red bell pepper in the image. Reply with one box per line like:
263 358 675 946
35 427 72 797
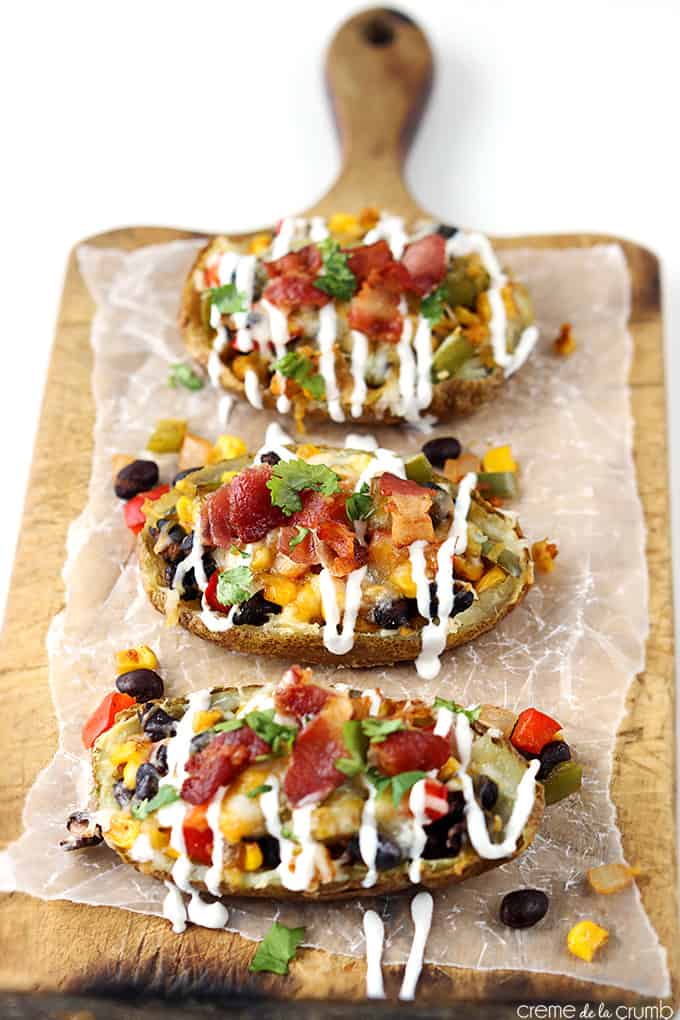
82 691 136 749
183 804 213 865
372 729 450 777
419 777 451 821
511 708 562 755
204 571 230 614
123 484 170 536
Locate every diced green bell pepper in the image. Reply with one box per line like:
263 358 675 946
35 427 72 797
404 453 434 485
476 471 519 501
542 761 583 805
431 333 476 380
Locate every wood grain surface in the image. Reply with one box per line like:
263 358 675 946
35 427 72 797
0 6 676 1016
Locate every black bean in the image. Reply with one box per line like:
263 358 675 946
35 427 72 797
232 591 283 626
347 833 402 871
422 820 465 860
202 553 217 578
479 776 499 810
116 668 164 702
500 889 549 929
134 763 160 802
180 533 194 556
113 781 133 807
372 598 415 630
140 704 177 741
172 467 200 487
436 224 459 239
164 563 177 587
114 459 160 500
180 568 200 601
258 836 281 870
60 811 103 851
150 742 168 776
259 451 281 466
190 730 216 755
537 740 571 781
422 436 462 468
428 583 474 619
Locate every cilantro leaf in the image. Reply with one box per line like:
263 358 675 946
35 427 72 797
216 566 254 606
365 766 393 796
208 283 248 315
420 283 448 326
168 362 204 391
274 351 326 401
249 921 306 975
334 720 369 777
288 525 310 551
267 459 341 515
246 709 298 755
433 696 481 723
131 784 179 820
313 238 357 301
346 483 374 523
247 783 273 799
213 718 245 733
390 770 427 807
360 718 406 743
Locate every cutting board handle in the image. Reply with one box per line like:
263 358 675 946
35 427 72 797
306 7 433 219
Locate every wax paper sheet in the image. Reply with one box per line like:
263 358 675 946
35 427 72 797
0 239 669 997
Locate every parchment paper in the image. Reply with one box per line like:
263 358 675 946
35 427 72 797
0 239 669 996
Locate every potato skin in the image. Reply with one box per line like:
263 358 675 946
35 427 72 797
179 236 507 424
93 699 544 901
138 488 532 667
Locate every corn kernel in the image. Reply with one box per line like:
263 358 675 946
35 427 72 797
148 827 171 851
165 845 180 860
106 813 141 850
453 555 485 582
391 562 417 599
250 544 274 571
116 645 158 674
476 565 506 594
110 740 145 768
249 233 272 255
482 445 517 474
243 842 264 871
262 575 299 607
176 496 197 531
295 443 321 459
193 709 223 733
292 580 323 623
221 470 239 483
567 920 609 962
123 758 141 789
212 434 248 461
147 418 187 454
328 212 361 239
532 539 559 574
438 756 461 782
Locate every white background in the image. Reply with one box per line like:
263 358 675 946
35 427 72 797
1 0 677 649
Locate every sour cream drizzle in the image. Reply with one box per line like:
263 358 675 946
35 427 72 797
350 329 369 418
187 892 229 929
319 565 368 656
414 471 477 680
364 214 408 258
261 297 291 413
253 422 296 463
205 785 227 897
317 303 344 422
259 777 329 892
359 779 379 889
363 910 386 999
455 712 539 859
163 881 187 934
407 779 430 883
399 892 434 1001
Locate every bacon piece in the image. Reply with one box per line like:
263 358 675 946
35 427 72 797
265 244 323 279
291 490 349 529
317 520 368 577
275 665 331 722
283 694 353 807
181 727 270 805
263 274 331 310
344 240 393 284
207 466 287 546
203 261 220 289
347 262 411 343
278 525 318 565
379 474 434 547
372 729 451 777
401 234 447 296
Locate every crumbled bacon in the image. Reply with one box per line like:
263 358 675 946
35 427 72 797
278 525 318 565
344 240 393 284
400 234 447 296
317 520 368 577
264 244 323 279
347 262 410 343
181 727 271 805
275 665 331 722
263 274 331 310
379 474 429 498
207 466 286 546
372 729 450 777
379 473 434 547
291 491 349 529
283 694 353 807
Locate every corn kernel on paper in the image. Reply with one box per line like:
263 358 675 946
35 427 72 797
0 239 669 996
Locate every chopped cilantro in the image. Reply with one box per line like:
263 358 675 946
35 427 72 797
246 709 298 755
274 351 326 401
288 525 310 551
246 783 273 799
213 718 245 733
266 459 341 515
216 566 253 606
334 720 369 777
249 921 306 975
313 238 357 301
168 362 204 391
208 283 248 315
131 784 179 820
360 717 406 743
364 767 427 807
420 283 448 326
433 696 481 723
346 482 374 523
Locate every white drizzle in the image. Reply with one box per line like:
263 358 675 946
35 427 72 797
358 779 379 889
317 303 344 422
364 214 408 258
407 780 429 883
187 892 229 930
413 315 433 411
244 368 263 408
345 433 378 452
363 910 386 999
270 216 297 258
319 565 367 656
261 297 291 413
253 422 296 463
433 705 454 738
350 329 369 418
129 833 154 863
399 892 434 1001
204 785 227 897
309 216 329 242
455 712 539 859
259 778 329 892
233 255 256 352
506 324 539 377
217 394 234 425
414 471 477 680
163 881 187 934
355 446 406 491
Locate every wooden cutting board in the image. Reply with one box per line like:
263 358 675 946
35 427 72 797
0 8 676 1016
